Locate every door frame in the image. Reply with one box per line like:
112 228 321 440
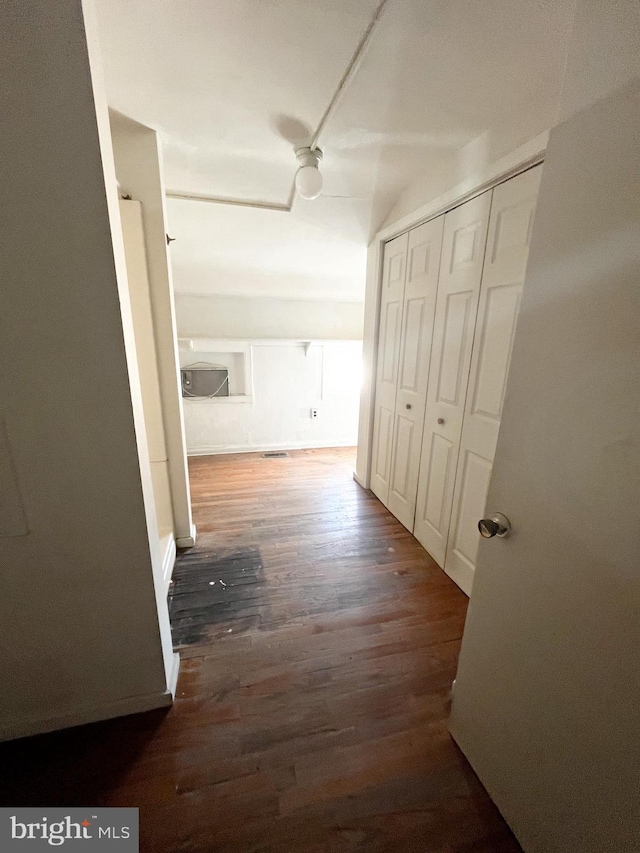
355 133 548 491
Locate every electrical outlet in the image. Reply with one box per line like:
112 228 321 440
310 408 319 419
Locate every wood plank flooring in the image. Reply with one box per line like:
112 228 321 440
0 447 520 853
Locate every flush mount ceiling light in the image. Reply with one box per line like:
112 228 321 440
294 147 323 200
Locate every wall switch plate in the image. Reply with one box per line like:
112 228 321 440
310 408 319 419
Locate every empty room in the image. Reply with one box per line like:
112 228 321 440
0 1 638 852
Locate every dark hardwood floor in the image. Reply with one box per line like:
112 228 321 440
0 447 520 852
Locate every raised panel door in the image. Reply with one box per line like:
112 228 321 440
388 217 444 529
370 233 408 505
445 165 542 593
414 192 492 565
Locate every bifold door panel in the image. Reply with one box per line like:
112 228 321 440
370 232 408 505
445 166 542 593
387 217 444 530
413 191 492 566
370 165 542 596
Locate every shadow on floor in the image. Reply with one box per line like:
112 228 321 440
0 708 169 807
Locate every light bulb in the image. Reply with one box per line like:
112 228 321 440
295 165 323 200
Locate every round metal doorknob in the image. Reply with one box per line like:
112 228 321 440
437 417 445 425
478 512 511 539
405 403 412 410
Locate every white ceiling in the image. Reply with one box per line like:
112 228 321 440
96 0 575 302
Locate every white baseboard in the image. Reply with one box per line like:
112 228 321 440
176 522 197 548
353 471 368 489
167 652 181 699
161 535 176 589
187 440 357 457
445 561 473 597
0 688 174 743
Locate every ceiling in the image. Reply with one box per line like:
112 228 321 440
96 0 575 303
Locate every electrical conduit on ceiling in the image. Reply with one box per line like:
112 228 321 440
165 0 390 212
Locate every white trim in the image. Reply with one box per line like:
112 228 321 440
354 133 548 490
354 237 385 489
353 471 367 489
187 440 357 457
183 395 254 405
179 338 251 352
445 561 474 598
0 689 174 742
179 337 362 349
176 522 197 548
162 535 176 589
308 0 389 150
167 652 181 699
175 292 365 306
245 345 255 398
167 189 291 213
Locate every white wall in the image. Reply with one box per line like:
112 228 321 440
176 295 364 455
176 294 364 341
0 0 176 739
167 196 369 302
110 110 196 547
558 0 640 123
182 342 362 455
383 106 558 230
376 0 639 238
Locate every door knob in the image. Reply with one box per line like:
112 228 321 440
478 512 511 538
437 417 445 425
406 403 412 410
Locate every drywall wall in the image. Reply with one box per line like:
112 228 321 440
383 104 559 230
110 110 196 547
181 342 362 455
176 294 364 341
175 297 364 455
167 196 369 302
376 0 638 238
558 0 640 123
0 0 176 738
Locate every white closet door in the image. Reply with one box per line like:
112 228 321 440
413 191 492 566
387 216 444 530
370 232 408 505
444 166 542 594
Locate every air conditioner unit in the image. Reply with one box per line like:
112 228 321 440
181 366 229 398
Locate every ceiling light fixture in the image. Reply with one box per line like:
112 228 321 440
294 147 323 200
167 0 389 211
